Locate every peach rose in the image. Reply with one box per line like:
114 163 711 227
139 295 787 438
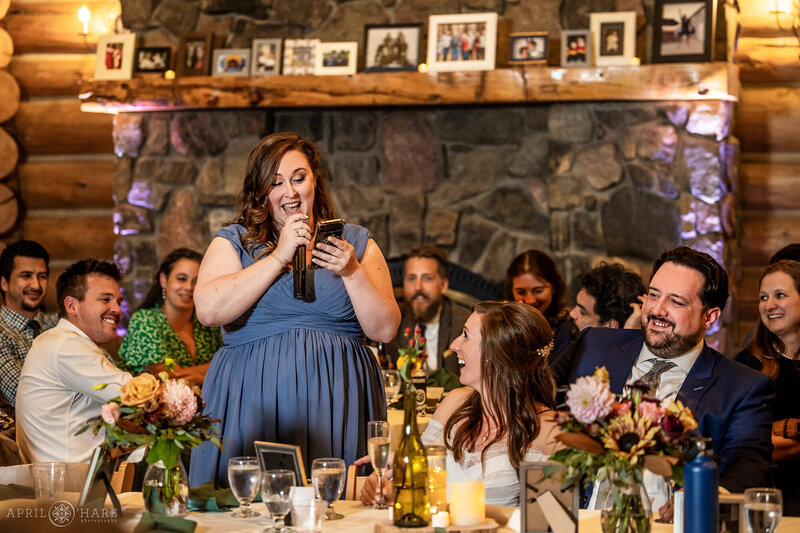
100 402 121 424
119 373 161 407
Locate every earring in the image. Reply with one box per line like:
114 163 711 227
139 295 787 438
162 287 166 301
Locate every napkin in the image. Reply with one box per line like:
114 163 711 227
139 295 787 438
187 482 243 512
133 511 197 533
0 483 35 499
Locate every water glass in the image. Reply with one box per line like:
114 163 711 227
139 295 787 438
227 456 261 518
31 462 66 502
311 457 345 520
291 499 326 533
262 469 296 533
382 370 401 406
744 487 782 533
367 421 391 510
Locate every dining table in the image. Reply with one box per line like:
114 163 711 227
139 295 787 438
386 408 431 451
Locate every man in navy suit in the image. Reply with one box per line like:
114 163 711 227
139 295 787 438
551 246 774 492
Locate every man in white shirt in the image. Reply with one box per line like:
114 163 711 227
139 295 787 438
16 259 132 464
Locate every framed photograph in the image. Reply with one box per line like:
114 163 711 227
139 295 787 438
509 32 548 65
519 462 579 533
315 41 358 76
212 48 251 77
426 12 497 73
283 39 319 75
364 24 421 72
561 29 592 67
251 38 282 76
177 33 213 76
79 447 122 514
94 33 136 81
136 46 171 73
590 11 637 66
719 494 745 533
652 0 715 63
254 441 309 486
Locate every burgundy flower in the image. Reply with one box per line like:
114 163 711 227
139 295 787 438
660 414 684 440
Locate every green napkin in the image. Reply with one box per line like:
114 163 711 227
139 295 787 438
133 511 197 533
427 368 461 392
187 482 241 512
0 483 35 499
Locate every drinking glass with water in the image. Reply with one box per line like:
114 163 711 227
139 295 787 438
228 456 262 518
744 487 782 533
383 370 401 407
262 469 296 532
311 457 346 520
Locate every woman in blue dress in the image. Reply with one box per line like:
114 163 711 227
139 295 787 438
189 132 401 486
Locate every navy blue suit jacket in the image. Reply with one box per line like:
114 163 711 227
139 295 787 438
553 327 775 492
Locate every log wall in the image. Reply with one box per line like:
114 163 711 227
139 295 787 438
734 0 800 345
4 0 117 311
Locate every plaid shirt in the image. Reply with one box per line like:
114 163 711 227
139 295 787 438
0 306 58 416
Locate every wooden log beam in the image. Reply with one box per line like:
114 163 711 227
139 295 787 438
741 212 800 267
0 128 18 179
0 183 19 235
1 0 10 19
737 0 798 38
0 70 20 122
740 162 800 210
14 100 113 155
18 159 114 209
736 86 800 153
9 54 95 97
0 28 12 68
737 37 800 84
23 213 114 259
5 0 119 54
79 63 739 114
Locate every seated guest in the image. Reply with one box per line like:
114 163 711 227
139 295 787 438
505 249 572 357
0 240 58 419
553 246 774 493
361 301 561 506
384 246 469 388
15 259 132 463
117 248 222 385
568 262 646 331
736 259 800 516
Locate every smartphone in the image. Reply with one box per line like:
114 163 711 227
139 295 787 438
311 219 345 269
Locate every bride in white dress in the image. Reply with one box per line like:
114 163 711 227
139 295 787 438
360 301 562 506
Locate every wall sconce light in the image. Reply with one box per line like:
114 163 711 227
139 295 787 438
78 5 91 36
770 0 800 48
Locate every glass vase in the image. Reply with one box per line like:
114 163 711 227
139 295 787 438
600 472 651 533
142 459 190 517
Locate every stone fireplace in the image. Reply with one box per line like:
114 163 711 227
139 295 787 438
109 98 738 347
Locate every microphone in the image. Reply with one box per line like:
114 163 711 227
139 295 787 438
293 245 307 300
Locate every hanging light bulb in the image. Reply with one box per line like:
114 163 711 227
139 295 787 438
78 5 91 36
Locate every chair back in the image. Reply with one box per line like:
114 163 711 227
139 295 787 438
110 461 135 494
344 464 368 500
0 463 90 492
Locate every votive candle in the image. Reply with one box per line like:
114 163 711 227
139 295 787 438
431 511 450 528
449 481 485 526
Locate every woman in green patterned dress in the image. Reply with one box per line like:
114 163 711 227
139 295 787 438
117 248 222 385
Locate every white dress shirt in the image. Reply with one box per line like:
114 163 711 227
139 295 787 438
625 339 704 403
419 306 443 372
16 318 132 464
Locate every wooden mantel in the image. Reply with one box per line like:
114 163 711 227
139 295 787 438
79 62 738 114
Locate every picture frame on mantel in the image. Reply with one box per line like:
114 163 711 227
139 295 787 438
251 38 282 76
508 32 548 65
94 33 136 81
590 11 637 66
426 12 497 73
136 46 171 73
315 41 358 76
364 23 421 72
652 0 715 63
283 39 319 75
561 29 591 67
177 33 213 76
212 48 251 77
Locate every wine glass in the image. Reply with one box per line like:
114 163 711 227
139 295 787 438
367 421 391 510
311 457 346 520
744 487 782 533
382 369 401 407
262 469 296 533
227 456 261 518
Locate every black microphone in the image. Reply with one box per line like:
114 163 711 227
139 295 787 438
293 245 306 300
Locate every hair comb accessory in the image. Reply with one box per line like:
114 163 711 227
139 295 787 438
537 340 554 359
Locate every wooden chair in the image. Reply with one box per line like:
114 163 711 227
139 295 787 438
110 461 135 494
0 463 90 492
344 464 368 500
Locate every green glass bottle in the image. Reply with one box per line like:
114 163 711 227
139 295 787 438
392 381 430 527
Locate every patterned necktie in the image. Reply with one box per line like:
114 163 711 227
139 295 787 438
28 320 42 338
639 358 677 397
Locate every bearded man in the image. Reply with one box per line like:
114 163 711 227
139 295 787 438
551 246 774 493
384 247 469 380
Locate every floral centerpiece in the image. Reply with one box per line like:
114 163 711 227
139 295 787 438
79 359 223 516
544 367 699 533
395 326 427 382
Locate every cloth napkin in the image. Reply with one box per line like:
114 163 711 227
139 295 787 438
133 511 197 533
187 482 241 512
0 483 34 499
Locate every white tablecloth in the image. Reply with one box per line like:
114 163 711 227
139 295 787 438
387 409 431 451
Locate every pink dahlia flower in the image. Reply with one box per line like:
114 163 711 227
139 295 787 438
565 375 615 424
638 400 666 424
160 380 198 426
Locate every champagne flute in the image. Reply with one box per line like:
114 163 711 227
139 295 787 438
383 369 401 407
367 421 391 510
262 469 296 533
744 487 782 533
311 457 345 520
227 456 261 518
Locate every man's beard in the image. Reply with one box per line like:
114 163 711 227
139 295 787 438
20 295 42 313
642 315 703 359
410 293 442 324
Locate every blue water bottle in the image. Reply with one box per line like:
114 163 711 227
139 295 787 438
684 438 718 533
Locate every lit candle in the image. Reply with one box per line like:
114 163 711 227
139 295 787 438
431 511 450 528
164 70 176 80
78 5 91 35
449 481 485 526
631 56 641 66
418 63 428 73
